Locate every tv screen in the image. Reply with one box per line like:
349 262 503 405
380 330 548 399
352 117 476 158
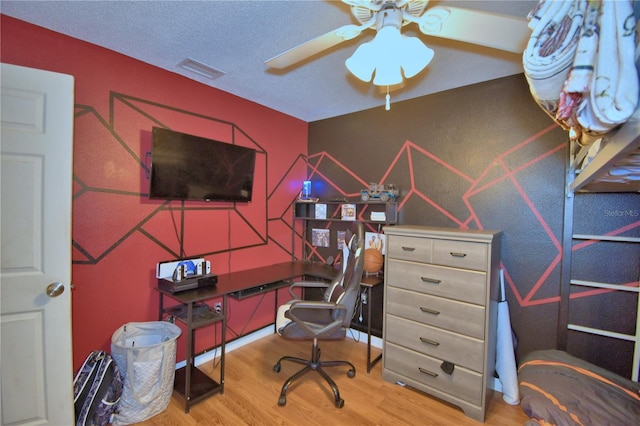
149 127 256 202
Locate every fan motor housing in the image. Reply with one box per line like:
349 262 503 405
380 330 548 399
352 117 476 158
377 5 403 30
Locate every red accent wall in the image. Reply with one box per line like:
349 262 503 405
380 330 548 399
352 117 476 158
1 15 308 369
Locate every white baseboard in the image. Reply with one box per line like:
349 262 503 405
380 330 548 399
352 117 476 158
176 326 506 393
176 326 507 398
176 325 382 369
175 325 275 369
346 328 382 349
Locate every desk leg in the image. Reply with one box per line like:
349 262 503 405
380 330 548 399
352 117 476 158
366 286 382 373
158 293 164 322
274 287 279 334
220 294 227 394
366 286 372 373
184 302 194 413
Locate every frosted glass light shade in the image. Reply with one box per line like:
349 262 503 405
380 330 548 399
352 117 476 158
345 43 377 82
345 26 434 86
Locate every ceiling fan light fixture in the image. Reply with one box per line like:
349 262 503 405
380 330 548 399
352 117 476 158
400 37 434 78
345 25 434 87
371 58 403 86
370 25 404 86
345 42 377 82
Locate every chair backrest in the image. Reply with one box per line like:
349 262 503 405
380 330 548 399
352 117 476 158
277 222 365 340
331 222 365 327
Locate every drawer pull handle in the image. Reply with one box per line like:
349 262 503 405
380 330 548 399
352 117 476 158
420 277 441 284
418 367 438 378
449 252 467 258
401 246 416 252
420 307 440 315
420 337 440 346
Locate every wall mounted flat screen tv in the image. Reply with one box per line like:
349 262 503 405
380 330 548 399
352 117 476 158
149 127 256 202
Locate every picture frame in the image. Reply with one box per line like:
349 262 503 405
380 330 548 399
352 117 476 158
311 228 330 247
315 203 327 219
365 231 385 255
341 203 356 221
337 231 346 249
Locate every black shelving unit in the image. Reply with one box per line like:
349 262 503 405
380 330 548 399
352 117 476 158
292 200 397 263
293 200 398 224
158 296 225 413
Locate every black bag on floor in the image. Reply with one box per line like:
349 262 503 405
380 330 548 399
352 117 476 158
73 350 123 426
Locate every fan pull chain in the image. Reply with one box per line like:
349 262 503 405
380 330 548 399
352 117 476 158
385 86 391 111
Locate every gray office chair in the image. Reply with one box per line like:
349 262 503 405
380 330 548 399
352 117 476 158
274 222 365 408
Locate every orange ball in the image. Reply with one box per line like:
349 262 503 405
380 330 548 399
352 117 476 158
363 248 384 274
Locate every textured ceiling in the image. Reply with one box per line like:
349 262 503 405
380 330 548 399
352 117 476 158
1 0 537 122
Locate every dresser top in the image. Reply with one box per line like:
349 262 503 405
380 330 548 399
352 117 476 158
383 225 501 242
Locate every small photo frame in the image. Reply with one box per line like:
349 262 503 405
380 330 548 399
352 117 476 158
341 203 356 221
315 203 327 219
337 231 346 249
365 232 385 255
312 228 330 247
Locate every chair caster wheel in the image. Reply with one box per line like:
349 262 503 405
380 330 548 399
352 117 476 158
273 363 281 373
347 369 355 378
278 396 286 406
335 398 344 408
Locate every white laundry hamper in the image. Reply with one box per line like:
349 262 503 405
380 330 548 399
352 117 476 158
110 321 181 425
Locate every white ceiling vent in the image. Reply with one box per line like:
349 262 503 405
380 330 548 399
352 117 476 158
177 58 225 81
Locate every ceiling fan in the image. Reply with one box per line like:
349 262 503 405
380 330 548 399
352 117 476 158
265 0 531 87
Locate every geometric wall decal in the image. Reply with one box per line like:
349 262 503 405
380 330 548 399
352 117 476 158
72 92 272 264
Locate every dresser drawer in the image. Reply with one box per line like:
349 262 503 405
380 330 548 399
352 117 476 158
384 342 483 406
386 287 485 339
385 315 484 372
387 235 432 262
387 259 487 305
432 239 488 271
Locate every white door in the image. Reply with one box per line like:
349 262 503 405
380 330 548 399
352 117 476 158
1 63 74 425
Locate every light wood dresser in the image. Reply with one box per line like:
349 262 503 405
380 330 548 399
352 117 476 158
382 225 501 422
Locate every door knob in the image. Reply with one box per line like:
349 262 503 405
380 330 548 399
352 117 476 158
46 282 65 298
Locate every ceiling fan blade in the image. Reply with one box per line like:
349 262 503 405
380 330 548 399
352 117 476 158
342 0 383 11
265 24 368 69
416 6 530 54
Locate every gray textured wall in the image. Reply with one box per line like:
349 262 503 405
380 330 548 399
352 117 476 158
308 74 640 377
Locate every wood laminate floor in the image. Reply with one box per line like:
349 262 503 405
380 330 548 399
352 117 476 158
137 333 530 425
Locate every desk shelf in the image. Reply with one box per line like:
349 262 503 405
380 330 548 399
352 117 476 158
173 364 222 406
294 200 397 224
228 280 290 300
293 200 397 264
157 289 226 414
163 303 223 328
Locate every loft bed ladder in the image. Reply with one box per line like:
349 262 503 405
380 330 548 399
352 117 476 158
558 141 640 383
555 2 640 380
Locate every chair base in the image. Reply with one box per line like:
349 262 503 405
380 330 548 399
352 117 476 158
273 338 355 408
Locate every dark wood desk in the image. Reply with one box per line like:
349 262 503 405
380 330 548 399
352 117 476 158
157 261 339 413
160 261 338 302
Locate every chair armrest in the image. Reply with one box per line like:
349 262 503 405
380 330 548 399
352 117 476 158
288 280 330 300
289 300 340 310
